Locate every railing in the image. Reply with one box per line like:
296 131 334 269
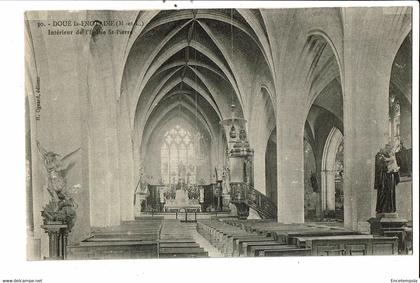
230 182 277 219
175 211 197 222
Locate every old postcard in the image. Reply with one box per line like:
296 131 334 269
6 2 418 283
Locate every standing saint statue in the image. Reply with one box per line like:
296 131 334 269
374 143 400 214
310 171 319 193
222 166 230 194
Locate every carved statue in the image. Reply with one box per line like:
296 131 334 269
239 128 247 141
222 166 231 194
137 163 149 194
229 125 237 139
374 143 400 214
134 163 149 211
37 141 80 231
310 171 319 193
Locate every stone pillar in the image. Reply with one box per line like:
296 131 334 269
117 93 135 221
86 19 121 228
276 97 305 223
341 8 406 231
342 81 389 231
252 146 267 194
325 170 336 211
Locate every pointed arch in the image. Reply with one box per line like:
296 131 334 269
321 126 343 211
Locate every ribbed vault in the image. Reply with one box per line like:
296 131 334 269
119 9 275 165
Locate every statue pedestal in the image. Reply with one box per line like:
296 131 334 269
368 213 408 254
214 181 223 211
41 223 69 260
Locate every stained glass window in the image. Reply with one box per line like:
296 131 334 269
161 125 199 185
389 96 401 147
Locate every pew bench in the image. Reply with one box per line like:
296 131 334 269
159 242 200 248
231 235 275 257
241 241 282 257
242 224 317 236
86 233 159 242
159 239 197 244
67 241 158 260
212 233 264 256
294 235 399 256
216 232 254 251
159 247 208 258
250 245 311 257
277 229 360 245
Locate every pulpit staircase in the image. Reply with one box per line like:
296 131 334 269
231 183 277 220
246 185 277 219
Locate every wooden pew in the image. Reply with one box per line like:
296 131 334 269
208 224 255 253
159 243 200 248
217 219 400 257
197 220 250 251
67 241 158 260
67 219 163 259
294 235 399 255
158 247 208 258
231 235 275 257
159 239 197 244
278 230 360 245
241 241 282 257
249 245 311 257
198 220 296 257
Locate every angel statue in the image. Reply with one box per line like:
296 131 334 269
37 141 80 231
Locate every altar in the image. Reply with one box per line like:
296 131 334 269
141 183 228 213
164 188 202 212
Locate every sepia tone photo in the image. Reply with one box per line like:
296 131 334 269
25 7 413 260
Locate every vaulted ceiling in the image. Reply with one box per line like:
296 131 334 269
120 9 349 152
304 34 343 142
122 9 275 145
390 32 412 105
305 30 411 147
120 9 411 153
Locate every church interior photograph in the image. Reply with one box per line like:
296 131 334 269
25 7 413 260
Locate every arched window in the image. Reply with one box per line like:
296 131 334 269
160 125 199 185
389 95 401 147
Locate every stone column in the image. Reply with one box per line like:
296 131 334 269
341 8 408 231
252 145 267 194
276 99 305 223
86 18 122 228
325 170 336 211
117 93 135 221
